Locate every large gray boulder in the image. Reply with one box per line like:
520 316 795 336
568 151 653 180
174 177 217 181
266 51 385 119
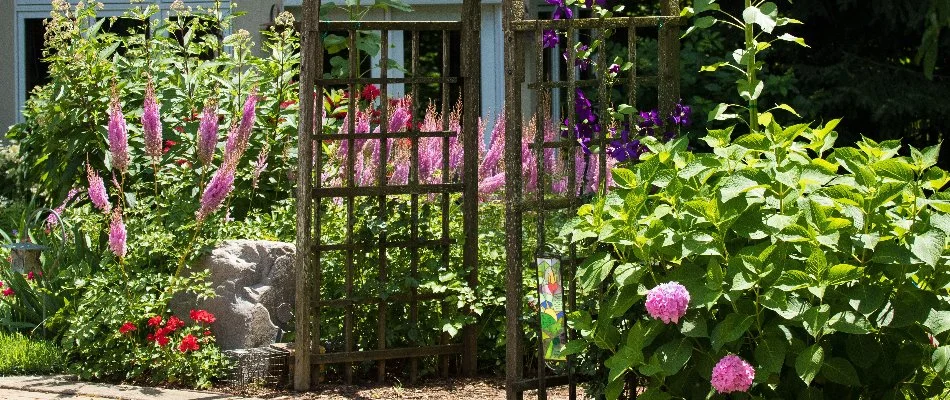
171 240 296 350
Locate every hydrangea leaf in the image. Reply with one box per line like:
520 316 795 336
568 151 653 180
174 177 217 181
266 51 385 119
796 344 824 386
821 357 860 386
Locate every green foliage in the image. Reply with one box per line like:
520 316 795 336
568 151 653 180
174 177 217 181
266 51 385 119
0 332 65 375
563 119 950 397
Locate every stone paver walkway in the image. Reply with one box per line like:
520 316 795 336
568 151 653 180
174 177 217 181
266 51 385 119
0 376 266 400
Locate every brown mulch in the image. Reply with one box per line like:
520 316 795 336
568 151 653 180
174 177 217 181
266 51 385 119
221 377 584 400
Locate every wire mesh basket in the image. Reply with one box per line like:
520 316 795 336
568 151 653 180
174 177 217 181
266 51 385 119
222 345 291 391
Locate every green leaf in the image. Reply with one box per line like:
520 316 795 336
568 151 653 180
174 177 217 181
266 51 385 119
612 168 637 189
801 304 830 338
796 344 824 386
777 33 809 47
694 15 717 29
933 346 950 381
825 264 864 286
910 230 946 268
578 251 614 293
822 357 861 386
755 332 788 374
828 311 871 334
655 338 693 376
719 174 762 203
680 316 709 338
924 310 950 335
775 270 811 291
742 6 777 33
710 313 754 351
700 61 730 72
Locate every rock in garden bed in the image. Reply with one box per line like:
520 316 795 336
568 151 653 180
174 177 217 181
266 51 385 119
171 240 295 350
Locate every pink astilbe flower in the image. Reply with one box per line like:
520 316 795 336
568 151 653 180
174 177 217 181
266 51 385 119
142 79 163 159
645 281 690 324
197 99 219 166
87 164 111 213
46 188 80 231
711 355 755 394
224 90 259 165
197 162 236 222
108 208 127 259
108 92 129 174
252 146 269 190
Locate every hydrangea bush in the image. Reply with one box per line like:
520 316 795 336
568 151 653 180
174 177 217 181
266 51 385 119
562 122 950 398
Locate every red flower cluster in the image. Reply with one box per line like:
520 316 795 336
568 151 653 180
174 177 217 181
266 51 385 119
178 334 200 353
279 100 297 109
1 287 13 297
26 271 35 281
146 315 185 347
190 309 216 325
119 322 137 334
163 140 177 154
361 84 380 102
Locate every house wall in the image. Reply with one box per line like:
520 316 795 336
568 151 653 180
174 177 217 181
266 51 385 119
0 0 17 137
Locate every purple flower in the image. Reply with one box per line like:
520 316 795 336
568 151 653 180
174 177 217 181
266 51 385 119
645 281 690 324
109 209 127 259
197 100 219 167
224 90 259 165
546 0 573 20
670 101 692 127
711 355 755 393
608 63 620 75
197 163 236 222
563 89 600 154
142 80 163 159
608 125 645 163
87 165 111 213
108 93 129 174
640 109 663 128
563 44 591 71
542 29 560 49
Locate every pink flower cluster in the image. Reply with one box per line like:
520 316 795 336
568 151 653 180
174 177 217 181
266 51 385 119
87 164 111 213
645 281 690 324
711 354 755 393
108 93 129 174
108 209 127 259
142 79 163 159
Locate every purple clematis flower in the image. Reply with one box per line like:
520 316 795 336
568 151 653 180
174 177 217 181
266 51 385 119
547 0 574 20
670 101 692 126
640 109 663 128
542 29 560 49
563 89 600 154
563 44 592 71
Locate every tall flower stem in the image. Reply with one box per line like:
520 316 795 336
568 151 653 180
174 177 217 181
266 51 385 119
744 0 759 132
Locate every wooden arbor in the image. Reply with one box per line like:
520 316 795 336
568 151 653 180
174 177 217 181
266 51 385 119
500 0 683 399
293 0 482 390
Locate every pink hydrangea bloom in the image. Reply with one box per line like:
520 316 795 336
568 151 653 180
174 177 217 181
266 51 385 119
711 354 755 394
108 94 129 174
645 281 690 324
87 165 111 213
197 99 219 166
108 209 127 259
142 80 163 159
197 163 236 221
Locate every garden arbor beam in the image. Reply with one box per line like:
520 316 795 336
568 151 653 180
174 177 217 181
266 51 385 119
295 0 481 391
501 0 682 399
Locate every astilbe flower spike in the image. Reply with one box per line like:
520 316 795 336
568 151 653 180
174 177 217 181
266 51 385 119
142 79 163 159
87 165 111 213
711 354 755 393
224 90 259 165
197 99 219 166
645 281 690 324
46 188 80 231
108 208 127 259
197 162 237 222
108 89 129 174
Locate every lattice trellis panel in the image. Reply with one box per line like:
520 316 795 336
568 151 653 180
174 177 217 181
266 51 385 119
294 0 482 390
501 1 683 399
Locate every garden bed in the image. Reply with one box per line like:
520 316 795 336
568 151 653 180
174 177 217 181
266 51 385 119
222 378 581 399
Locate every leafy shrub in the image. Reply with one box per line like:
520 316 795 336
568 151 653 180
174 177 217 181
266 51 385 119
563 121 950 398
0 331 65 375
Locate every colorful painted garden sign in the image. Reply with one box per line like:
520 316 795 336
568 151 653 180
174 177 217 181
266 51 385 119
537 256 567 361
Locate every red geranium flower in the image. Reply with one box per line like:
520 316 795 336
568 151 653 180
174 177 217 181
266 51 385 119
155 334 170 347
203 330 212 336
178 334 200 353
166 316 185 331
361 84 380 102
163 140 177 154
190 309 216 325
119 322 136 334
2 287 13 297
26 271 35 281
147 315 163 327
